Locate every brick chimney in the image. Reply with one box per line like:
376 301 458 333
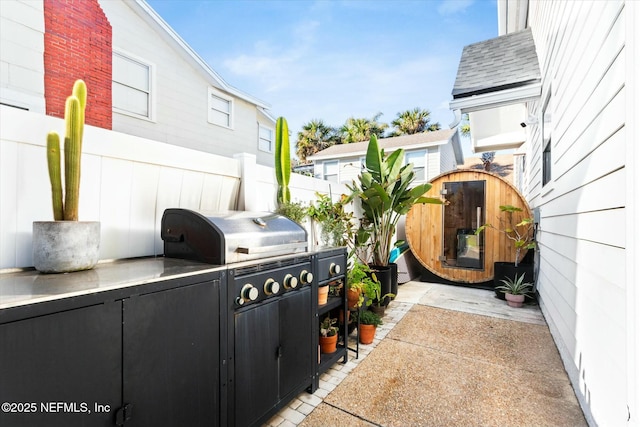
43 0 112 129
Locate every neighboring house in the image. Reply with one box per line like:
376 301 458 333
450 1 639 426
307 129 464 184
0 0 276 166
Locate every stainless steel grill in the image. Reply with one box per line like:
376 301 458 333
161 207 328 427
161 209 307 265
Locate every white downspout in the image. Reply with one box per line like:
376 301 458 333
626 1 640 425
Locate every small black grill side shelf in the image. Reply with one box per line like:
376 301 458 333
310 247 348 393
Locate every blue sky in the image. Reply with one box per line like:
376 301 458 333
146 0 498 154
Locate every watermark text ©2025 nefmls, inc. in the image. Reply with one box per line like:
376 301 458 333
2 401 111 414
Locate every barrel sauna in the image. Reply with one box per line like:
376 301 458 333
406 169 532 283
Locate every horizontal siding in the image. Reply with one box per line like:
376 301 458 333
99 1 271 165
528 1 629 426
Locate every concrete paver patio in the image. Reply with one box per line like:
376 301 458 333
266 281 587 427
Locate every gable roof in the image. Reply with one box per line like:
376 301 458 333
452 28 540 99
307 128 463 164
129 0 271 113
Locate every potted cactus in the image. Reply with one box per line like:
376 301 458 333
32 79 100 273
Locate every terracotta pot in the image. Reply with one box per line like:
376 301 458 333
359 324 376 344
505 293 525 308
347 288 361 309
338 309 350 324
319 334 338 353
318 285 329 305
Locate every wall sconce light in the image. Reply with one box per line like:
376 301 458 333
520 115 539 128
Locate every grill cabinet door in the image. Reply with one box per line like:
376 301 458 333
279 287 313 397
234 299 280 427
123 280 221 427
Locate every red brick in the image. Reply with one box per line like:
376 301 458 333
44 0 112 129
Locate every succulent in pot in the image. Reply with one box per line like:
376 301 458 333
319 315 339 354
496 273 533 308
32 79 100 273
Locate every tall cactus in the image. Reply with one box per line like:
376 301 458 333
47 79 86 221
274 117 291 204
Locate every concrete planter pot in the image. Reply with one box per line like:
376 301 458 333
33 221 100 273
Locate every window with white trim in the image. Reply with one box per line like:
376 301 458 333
258 125 274 153
323 161 339 183
405 150 426 181
208 87 233 128
113 51 153 119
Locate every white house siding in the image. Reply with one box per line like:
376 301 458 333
98 1 274 166
436 143 457 179
0 0 45 112
524 1 630 425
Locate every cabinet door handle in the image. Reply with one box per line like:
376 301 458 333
115 403 133 426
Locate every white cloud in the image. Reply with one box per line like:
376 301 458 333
438 0 475 16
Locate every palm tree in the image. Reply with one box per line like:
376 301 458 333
390 107 441 136
339 113 388 143
460 113 470 137
295 119 337 162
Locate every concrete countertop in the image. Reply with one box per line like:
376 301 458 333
0 257 224 311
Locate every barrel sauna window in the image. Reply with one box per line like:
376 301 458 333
441 180 485 270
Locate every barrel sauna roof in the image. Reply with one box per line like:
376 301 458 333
406 169 532 283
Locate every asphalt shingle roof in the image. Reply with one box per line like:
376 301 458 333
452 28 540 99
308 129 456 160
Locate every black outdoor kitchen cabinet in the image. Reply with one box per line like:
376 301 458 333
232 286 313 427
0 259 224 427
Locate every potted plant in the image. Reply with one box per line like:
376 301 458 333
318 284 330 305
369 284 395 317
356 309 382 345
346 261 377 309
496 273 533 308
476 204 536 298
348 135 442 300
319 315 339 353
32 79 100 273
307 192 355 247
275 200 307 226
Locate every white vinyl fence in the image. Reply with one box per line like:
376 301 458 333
0 106 348 270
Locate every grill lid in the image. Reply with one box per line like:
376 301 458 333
161 209 308 264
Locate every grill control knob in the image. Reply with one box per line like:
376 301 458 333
264 278 280 295
300 270 313 285
329 263 341 275
283 274 298 289
240 284 259 302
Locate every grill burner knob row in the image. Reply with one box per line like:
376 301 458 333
237 284 259 305
283 274 298 289
329 263 341 275
299 270 313 285
264 278 280 295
